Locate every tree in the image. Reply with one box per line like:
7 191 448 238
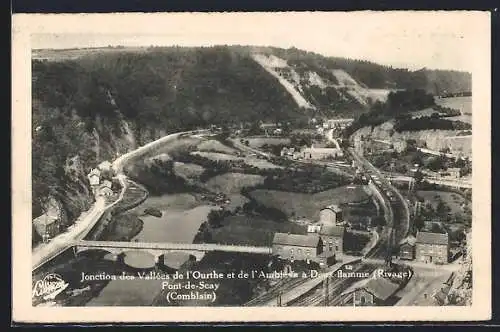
413 169 424 185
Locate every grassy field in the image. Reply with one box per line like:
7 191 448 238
144 137 203 158
435 96 472 115
244 159 283 169
173 162 205 180
196 139 237 154
416 190 469 215
245 137 291 148
210 215 307 246
205 173 265 194
191 151 242 161
129 193 200 213
247 185 370 220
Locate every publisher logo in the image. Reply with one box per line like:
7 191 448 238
32 273 69 301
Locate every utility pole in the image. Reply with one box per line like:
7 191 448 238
323 276 329 306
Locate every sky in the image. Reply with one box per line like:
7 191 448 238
28 11 490 72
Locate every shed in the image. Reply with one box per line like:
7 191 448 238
341 277 400 306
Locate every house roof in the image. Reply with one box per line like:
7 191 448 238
319 225 345 237
321 205 342 213
341 277 400 301
272 233 320 248
33 198 61 226
101 180 112 188
88 168 101 177
416 231 449 246
399 235 417 246
33 214 59 226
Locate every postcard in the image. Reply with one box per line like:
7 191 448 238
12 11 491 323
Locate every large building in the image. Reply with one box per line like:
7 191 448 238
319 224 345 261
272 233 323 264
415 231 449 264
319 205 343 225
301 146 343 160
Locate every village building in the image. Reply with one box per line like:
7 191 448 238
33 198 65 242
272 233 323 264
98 179 114 197
322 118 354 130
301 145 343 160
307 224 322 233
318 224 345 261
399 235 417 260
87 168 101 186
415 231 449 264
447 167 461 178
319 205 343 225
340 277 400 306
98 160 113 172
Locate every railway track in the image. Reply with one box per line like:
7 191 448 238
287 264 376 306
243 276 310 306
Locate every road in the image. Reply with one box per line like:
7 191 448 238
33 129 207 271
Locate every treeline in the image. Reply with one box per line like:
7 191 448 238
343 89 436 137
128 159 193 195
393 116 471 132
242 165 351 194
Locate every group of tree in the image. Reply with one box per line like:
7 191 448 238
393 116 471 132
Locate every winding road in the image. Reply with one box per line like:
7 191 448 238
32 129 208 271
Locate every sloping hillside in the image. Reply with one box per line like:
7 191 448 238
32 46 305 241
31 45 472 247
252 53 393 114
242 46 471 94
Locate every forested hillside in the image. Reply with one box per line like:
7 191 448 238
32 45 472 243
32 46 304 224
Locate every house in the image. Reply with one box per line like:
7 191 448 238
272 233 323 264
319 205 343 225
340 277 400 306
319 224 345 260
302 145 343 160
98 180 114 197
399 235 417 260
33 198 64 242
87 168 101 186
98 160 112 171
323 118 354 130
415 231 449 264
307 224 322 233
447 167 461 178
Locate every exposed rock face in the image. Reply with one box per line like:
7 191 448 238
352 121 472 157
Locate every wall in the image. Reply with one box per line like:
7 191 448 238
319 209 337 224
415 243 448 264
272 243 322 262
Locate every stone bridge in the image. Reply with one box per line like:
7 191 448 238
73 240 272 261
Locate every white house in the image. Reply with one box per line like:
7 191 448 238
87 168 101 186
